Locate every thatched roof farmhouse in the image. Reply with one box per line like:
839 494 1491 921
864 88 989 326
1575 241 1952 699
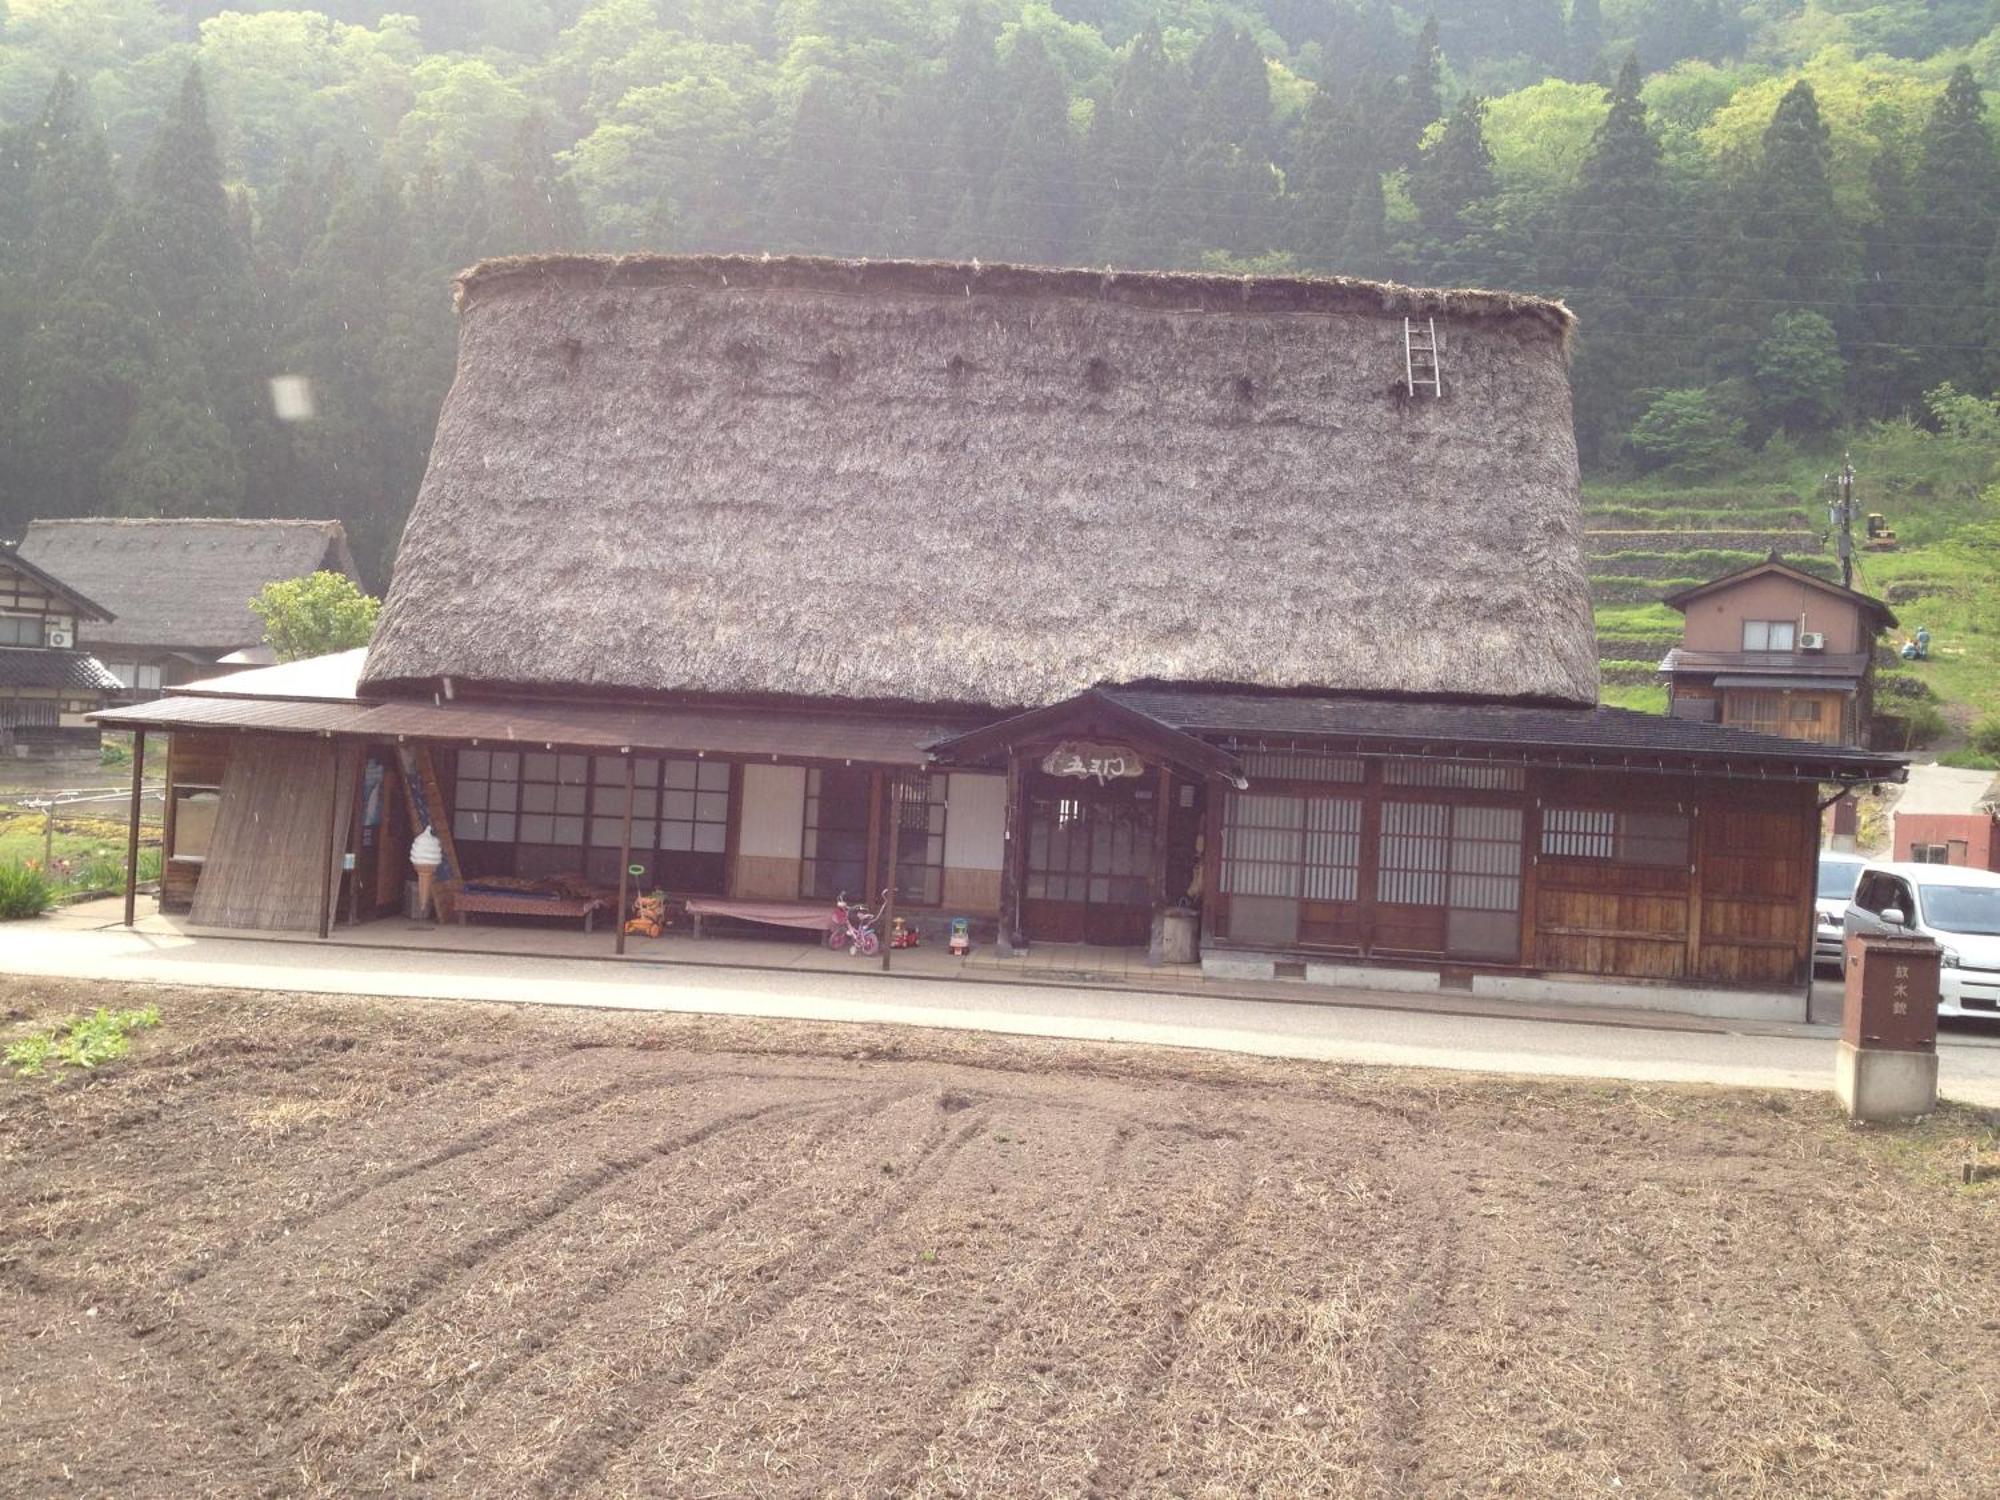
99 256 1903 1018
20 518 359 659
364 255 1597 709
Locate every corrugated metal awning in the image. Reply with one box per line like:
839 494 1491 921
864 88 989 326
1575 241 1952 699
93 693 956 766
1712 675 1858 693
92 695 372 734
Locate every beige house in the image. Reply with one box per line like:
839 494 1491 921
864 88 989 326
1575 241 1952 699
1660 555 1896 747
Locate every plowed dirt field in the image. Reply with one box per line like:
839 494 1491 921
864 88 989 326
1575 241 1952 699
3 976 1998 1499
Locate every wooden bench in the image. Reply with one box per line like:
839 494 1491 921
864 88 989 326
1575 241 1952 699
451 889 605 932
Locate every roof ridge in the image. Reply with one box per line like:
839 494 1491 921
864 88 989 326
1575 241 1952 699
454 253 1575 334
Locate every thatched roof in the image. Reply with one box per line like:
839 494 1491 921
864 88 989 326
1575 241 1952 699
365 254 1596 710
17 519 359 653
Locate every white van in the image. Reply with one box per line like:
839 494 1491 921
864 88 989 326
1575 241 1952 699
1814 852 1867 971
1842 862 2000 1018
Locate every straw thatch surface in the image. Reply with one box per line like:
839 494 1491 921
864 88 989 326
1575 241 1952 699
366 254 1596 709
17 519 359 652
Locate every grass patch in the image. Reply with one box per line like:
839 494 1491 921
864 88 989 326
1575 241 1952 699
1848 1100 2000 1200
5 1004 162 1079
1599 682 1668 714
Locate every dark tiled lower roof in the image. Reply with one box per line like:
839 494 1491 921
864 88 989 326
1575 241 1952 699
1660 648 1870 681
1102 686 1903 778
0 647 122 692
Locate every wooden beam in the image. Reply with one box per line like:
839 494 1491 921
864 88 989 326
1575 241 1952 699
1149 764 1172 909
615 754 635 956
122 730 146 928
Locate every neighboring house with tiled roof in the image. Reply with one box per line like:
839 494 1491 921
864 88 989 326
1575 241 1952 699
0 542 122 751
16 518 359 696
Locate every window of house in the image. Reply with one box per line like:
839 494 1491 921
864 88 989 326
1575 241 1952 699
1910 843 1950 865
1219 792 1364 902
589 755 660 852
1742 620 1798 651
1541 807 1690 867
170 789 221 860
101 662 137 686
803 767 873 900
888 773 947 906
452 749 521 845
0 615 40 646
1722 692 1785 735
1383 758 1526 791
660 758 729 854
1789 699 1823 723
518 751 590 849
132 663 163 690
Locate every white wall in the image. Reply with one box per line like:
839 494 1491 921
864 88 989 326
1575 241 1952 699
944 773 1007 870
739 763 806 857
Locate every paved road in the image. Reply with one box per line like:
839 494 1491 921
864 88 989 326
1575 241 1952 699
5 922 1999 1104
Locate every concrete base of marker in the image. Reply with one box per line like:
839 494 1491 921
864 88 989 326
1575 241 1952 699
1834 1040 1937 1122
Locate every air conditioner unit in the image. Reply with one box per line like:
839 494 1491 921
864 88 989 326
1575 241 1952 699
44 626 73 649
1798 632 1825 652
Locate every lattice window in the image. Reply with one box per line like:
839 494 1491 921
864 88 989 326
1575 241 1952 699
1383 758 1526 790
1541 807 1689 867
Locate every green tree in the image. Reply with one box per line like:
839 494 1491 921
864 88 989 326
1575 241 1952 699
1565 0 1604 81
1847 145 1921 415
247 571 382 661
1562 54 1681 463
1746 81 1844 316
983 34 1077 263
1911 65 1999 392
102 340 247 518
1409 92 1494 241
1754 310 1843 436
1627 387 1746 474
1393 17 1442 170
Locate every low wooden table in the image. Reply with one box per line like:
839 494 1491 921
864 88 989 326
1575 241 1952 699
452 890 605 932
683 897 838 940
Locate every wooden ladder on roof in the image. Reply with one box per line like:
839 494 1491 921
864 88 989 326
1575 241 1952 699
1404 316 1442 398
395 745 460 883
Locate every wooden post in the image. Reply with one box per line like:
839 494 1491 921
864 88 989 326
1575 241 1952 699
878 872 897 972
345 752 367 927
999 749 1023 955
1682 801 1706 980
318 741 341 940
122 730 146 928
863 769 884 901
1149 764 1172 906
615 754 635 956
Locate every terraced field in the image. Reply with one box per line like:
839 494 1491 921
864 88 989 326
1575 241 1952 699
1582 486 1835 712
4 979 1999 1499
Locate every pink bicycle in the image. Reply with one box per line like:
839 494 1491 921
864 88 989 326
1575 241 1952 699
828 890 886 956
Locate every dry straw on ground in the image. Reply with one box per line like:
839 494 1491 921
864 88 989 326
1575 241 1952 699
3 977 1995 1498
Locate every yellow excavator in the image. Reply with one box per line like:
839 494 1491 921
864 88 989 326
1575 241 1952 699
1864 512 1898 552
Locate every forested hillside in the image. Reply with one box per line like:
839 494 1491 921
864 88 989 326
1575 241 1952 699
1 0 1998 584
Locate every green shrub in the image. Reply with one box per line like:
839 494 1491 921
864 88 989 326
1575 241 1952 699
1901 703 1950 749
1972 715 2000 758
0 864 52 920
1938 749 2000 770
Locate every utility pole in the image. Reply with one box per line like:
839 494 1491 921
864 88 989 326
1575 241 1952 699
1827 455 1856 590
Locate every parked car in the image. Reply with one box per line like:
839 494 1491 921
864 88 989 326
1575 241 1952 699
1842 862 2000 1018
1813 852 1868 972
